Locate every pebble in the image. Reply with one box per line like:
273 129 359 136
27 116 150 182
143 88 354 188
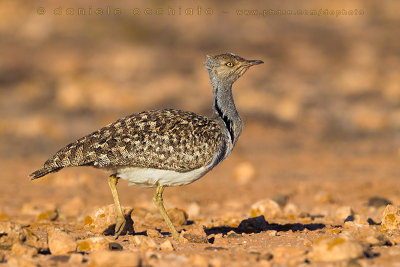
133 235 158 250
250 199 282 219
272 194 289 208
187 202 201 218
368 197 392 208
77 237 110 252
89 250 141 267
335 206 355 222
273 246 306 265
283 203 299 217
167 208 188 225
11 242 38 257
48 228 76 255
147 229 162 238
310 235 364 262
69 253 84 265
37 209 59 221
182 225 208 243
85 204 134 235
160 240 175 251
381 204 400 230
233 161 255 184
0 221 27 247
314 192 334 204
238 215 268 233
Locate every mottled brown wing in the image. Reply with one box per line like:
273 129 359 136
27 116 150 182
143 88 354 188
30 109 224 179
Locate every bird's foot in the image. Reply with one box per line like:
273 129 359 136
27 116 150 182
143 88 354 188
114 215 127 239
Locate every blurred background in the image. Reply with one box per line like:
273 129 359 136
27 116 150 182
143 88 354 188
0 0 399 217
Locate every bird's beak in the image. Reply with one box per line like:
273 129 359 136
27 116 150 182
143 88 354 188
243 59 264 67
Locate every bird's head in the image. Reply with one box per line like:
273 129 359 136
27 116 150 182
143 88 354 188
205 53 263 86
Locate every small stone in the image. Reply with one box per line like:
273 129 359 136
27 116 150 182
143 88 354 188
368 197 392 208
310 235 364 262
167 208 188 225
336 206 355 222
147 229 162 238
77 237 110 252
315 192 334 204
182 225 208 243
233 161 255 184
48 228 76 255
272 194 289 208
0 222 27 248
11 243 38 257
273 246 306 265
187 202 200 218
89 250 141 267
69 253 83 264
382 204 400 230
85 204 134 235
160 240 174 251
238 215 268 233
133 235 158 250
37 209 59 221
250 199 282 219
283 203 299 217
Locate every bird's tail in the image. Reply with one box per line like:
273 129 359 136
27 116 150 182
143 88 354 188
29 167 62 180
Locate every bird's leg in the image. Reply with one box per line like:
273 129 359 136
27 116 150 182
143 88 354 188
108 174 126 239
153 184 180 240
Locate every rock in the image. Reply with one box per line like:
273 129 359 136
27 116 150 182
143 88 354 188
147 229 162 238
69 253 84 265
273 246 306 265
283 203 299 217
160 240 174 251
167 208 188 225
21 202 57 217
77 237 110 252
250 199 282 219
48 228 76 255
11 243 38 257
37 209 59 221
314 192 334 204
382 205 400 230
0 222 27 249
132 235 158 250
368 197 392 208
84 204 134 235
182 225 208 243
272 194 289 208
233 161 255 184
187 202 201 218
310 235 364 262
335 206 355 222
7 257 37 267
89 250 141 267
238 216 268 233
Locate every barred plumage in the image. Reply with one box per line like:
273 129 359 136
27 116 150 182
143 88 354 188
31 109 226 179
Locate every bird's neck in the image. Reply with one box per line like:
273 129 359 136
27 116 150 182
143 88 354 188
212 81 243 145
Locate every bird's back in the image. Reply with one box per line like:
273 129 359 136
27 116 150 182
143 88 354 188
30 109 226 179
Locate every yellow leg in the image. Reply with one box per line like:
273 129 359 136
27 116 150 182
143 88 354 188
153 185 180 240
108 175 126 239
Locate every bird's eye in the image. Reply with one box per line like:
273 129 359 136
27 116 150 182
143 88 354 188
226 62 234 67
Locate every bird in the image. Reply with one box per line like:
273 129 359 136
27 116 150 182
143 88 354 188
30 53 263 240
